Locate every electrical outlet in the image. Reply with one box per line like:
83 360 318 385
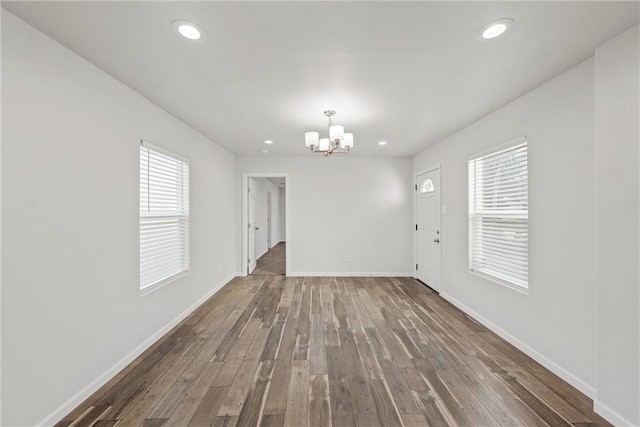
344 255 350 262
451 273 456 283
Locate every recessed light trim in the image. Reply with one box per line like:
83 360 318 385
264 140 273 144
479 18 514 40
172 20 206 41
378 141 388 146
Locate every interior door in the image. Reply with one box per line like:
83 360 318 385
416 168 442 292
267 191 272 249
248 178 257 274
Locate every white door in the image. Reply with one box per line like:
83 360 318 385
248 178 257 274
416 169 442 292
267 192 272 249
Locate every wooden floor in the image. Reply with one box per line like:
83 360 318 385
57 276 610 427
251 243 285 275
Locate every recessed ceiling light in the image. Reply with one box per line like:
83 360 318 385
378 141 388 146
260 149 269 154
479 18 514 40
264 140 273 144
172 20 206 41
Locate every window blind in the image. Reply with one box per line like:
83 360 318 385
469 139 528 288
140 141 190 290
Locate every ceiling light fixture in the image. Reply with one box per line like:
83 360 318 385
378 141 388 146
172 20 206 41
305 110 353 157
264 140 273 144
479 18 514 40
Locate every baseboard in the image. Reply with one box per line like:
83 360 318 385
37 273 237 427
440 292 597 400
288 272 415 277
594 399 637 427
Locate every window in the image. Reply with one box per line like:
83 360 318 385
469 138 528 289
420 178 435 193
140 141 190 291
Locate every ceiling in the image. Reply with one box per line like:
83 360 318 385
3 1 638 157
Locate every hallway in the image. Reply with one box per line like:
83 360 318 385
251 242 285 276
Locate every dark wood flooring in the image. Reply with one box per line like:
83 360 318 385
251 242 285 275
55 276 610 427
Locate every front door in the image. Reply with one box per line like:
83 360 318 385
416 168 442 292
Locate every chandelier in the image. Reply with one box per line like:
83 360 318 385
305 110 353 156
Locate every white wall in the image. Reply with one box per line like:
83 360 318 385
594 25 639 427
1 12 237 426
236 156 414 276
413 59 598 396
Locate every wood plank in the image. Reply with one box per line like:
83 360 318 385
260 414 285 427
117 355 194 425
309 314 328 375
188 387 228 427
262 359 292 415
165 361 224 426
294 283 311 360
401 413 429 427
368 380 402 427
236 359 275 427
338 328 379 420
326 346 356 427
320 279 340 346
284 360 310 427
212 353 245 388
218 357 261 416
309 375 331 427
261 318 286 360
412 390 452 427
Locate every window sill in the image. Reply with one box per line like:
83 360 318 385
140 271 189 296
469 269 528 295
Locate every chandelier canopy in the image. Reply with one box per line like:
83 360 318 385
305 110 353 156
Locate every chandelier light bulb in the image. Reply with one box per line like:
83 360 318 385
319 138 330 151
330 125 344 142
305 132 319 147
341 133 354 149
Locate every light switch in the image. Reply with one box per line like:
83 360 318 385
442 205 448 215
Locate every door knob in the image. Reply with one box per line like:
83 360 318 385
434 238 440 243
255 227 259 230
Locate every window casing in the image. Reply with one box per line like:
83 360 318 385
140 141 190 291
469 138 528 289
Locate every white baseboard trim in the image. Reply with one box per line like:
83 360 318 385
594 399 637 427
288 272 415 277
37 273 238 427
440 292 597 400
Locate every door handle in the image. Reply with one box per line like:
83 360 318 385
255 227 259 230
434 238 440 243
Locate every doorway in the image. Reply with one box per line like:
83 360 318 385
416 167 442 292
243 174 288 276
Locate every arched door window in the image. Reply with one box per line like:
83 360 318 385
420 178 435 193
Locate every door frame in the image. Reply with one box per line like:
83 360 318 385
414 165 442 284
242 173 290 276
267 191 272 249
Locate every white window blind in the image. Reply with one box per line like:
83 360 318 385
140 141 190 290
469 138 528 289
